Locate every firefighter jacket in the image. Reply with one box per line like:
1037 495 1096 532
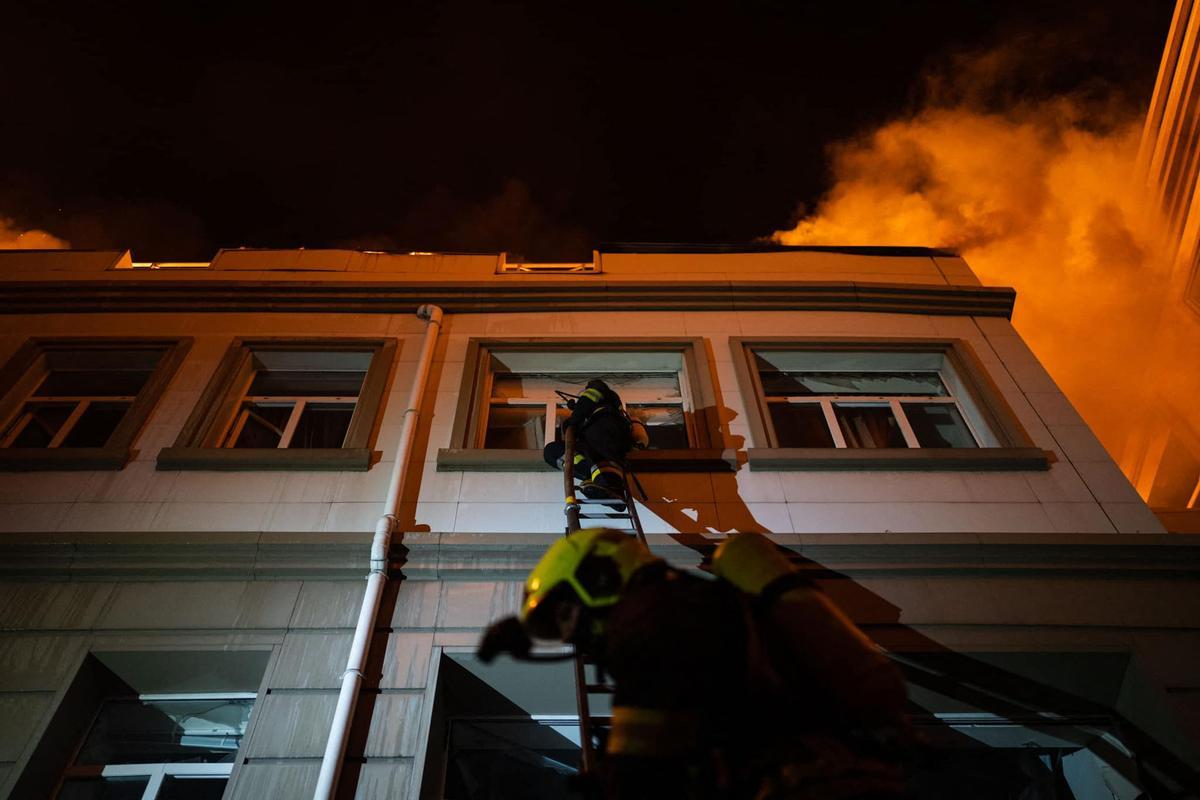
565 380 634 463
598 556 908 799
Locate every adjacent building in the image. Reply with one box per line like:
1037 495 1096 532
1128 0 1200 529
0 246 1196 799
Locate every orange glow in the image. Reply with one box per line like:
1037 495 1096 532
773 98 1188 496
0 217 69 249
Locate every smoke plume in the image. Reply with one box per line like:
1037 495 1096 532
772 42 1184 495
0 217 69 249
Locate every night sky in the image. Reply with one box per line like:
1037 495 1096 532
0 1 1174 261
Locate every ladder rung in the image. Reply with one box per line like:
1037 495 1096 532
576 497 627 505
578 512 630 519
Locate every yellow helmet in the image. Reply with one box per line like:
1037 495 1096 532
521 528 658 636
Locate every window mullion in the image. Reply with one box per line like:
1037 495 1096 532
142 765 165 800
892 398 920 448
0 410 33 447
819 399 847 448
48 400 90 448
223 408 250 448
762 397 783 448
279 400 305 448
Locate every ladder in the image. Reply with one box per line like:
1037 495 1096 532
561 426 647 777
553 426 1200 797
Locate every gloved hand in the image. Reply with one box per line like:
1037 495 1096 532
477 616 532 663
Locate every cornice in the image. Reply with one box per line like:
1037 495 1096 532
0 279 1017 317
0 531 1195 582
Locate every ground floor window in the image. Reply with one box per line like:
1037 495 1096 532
57 693 255 800
421 653 1152 800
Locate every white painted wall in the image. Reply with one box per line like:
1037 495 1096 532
0 306 1162 536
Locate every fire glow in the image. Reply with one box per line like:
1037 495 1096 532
772 89 1190 498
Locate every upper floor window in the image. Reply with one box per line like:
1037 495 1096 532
2 348 162 449
481 351 692 450
217 349 371 449
731 338 1049 471
439 338 725 471
0 339 191 470
158 338 395 471
752 349 989 449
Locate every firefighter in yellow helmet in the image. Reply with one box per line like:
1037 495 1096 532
480 529 910 799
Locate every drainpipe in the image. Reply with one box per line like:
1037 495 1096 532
313 303 444 800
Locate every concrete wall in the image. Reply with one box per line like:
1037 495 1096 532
4 564 1196 798
0 571 526 799
0 281 1186 796
0 308 1162 537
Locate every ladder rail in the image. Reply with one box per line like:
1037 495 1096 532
562 425 646 779
562 426 596 776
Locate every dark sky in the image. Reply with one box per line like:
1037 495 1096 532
0 1 1174 260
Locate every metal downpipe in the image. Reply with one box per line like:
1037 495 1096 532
312 304 443 800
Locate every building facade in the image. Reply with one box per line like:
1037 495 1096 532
1127 0 1200 528
0 246 1196 799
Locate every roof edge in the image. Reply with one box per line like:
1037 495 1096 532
598 242 960 257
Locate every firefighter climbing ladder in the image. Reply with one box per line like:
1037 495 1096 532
561 426 646 776
553 434 1200 797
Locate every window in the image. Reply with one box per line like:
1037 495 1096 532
0 339 191 470
158 339 395 471
57 693 254 800
216 350 369 450
14 650 270 800
753 350 988 449
420 653 591 799
439 339 726 471
732 338 1048 470
496 253 598 274
480 353 692 450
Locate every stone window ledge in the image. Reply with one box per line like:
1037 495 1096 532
157 446 373 471
746 447 1051 471
436 448 737 473
0 447 131 471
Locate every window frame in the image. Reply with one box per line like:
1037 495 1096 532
158 337 396 471
481 368 693 451
0 337 192 471
56 691 255 800
730 337 1050 471
437 338 730 472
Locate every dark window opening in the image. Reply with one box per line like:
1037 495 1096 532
768 403 836 448
1 347 165 450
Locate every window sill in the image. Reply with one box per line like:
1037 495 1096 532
157 447 374 471
436 448 738 473
746 447 1051 471
0 447 131 471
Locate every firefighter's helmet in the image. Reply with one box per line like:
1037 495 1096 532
520 528 658 639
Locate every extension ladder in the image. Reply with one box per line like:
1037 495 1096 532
561 426 646 777
552 426 1200 797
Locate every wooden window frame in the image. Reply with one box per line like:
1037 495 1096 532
436 337 732 472
730 337 1051 471
157 338 396 471
0 337 192 471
